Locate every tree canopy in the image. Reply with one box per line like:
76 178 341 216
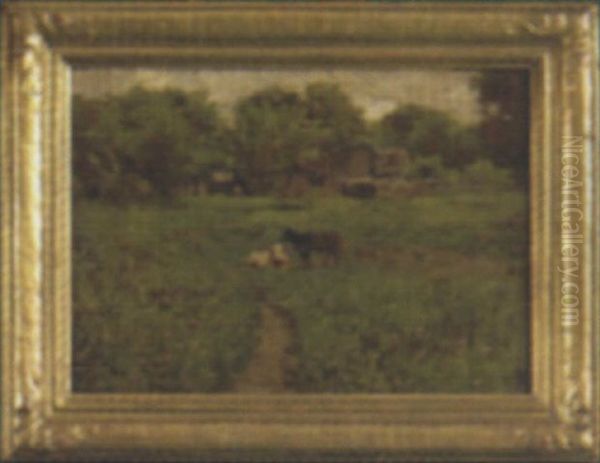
472 70 529 183
73 87 222 202
229 86 319 194
378 104 485 170
72 78 527 203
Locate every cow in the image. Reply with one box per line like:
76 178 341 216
270 243 291 269
245 249 272 268
340 179 377 199
245 243 291 269
281 228 343 266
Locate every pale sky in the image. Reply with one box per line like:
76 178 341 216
73 67 483 125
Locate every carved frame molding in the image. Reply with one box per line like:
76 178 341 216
1 2 598 461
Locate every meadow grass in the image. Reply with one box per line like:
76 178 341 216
73 189 530 393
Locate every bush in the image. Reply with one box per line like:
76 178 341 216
461 159 515 190
378 104 487 170
73 88 224 204
405 155 445 181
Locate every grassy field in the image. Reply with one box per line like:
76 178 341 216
73 188 530 393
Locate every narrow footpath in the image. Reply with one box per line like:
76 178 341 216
233 305 295 393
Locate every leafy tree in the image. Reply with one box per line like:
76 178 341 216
406 109 456 159
304 82 367 176
230 86 319 194
117 88 198 199
473 71 529 184
72 96 129 200
405 155 445 181
229 82 369 194
177 90 233 179
379 104 486 170
444 125 486 170
379 104 430 149
73 87 224 202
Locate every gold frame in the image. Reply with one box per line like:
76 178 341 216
1 2 599 461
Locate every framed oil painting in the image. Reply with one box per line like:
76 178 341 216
1 2 598 462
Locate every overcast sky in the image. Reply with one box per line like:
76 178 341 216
73 67 483 125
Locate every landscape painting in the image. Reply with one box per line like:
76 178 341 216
71 67 530 394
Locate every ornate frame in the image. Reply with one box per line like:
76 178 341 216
1 2 598 461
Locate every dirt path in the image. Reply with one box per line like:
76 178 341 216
233 305 295 393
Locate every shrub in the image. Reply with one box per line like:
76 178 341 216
405 155 445 181
461 159 515 190
73 88 224 204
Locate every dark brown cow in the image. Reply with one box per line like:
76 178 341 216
281 228 343 266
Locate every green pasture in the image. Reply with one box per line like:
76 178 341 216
73 189 530 393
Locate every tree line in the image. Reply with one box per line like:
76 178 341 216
73 72 529 203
